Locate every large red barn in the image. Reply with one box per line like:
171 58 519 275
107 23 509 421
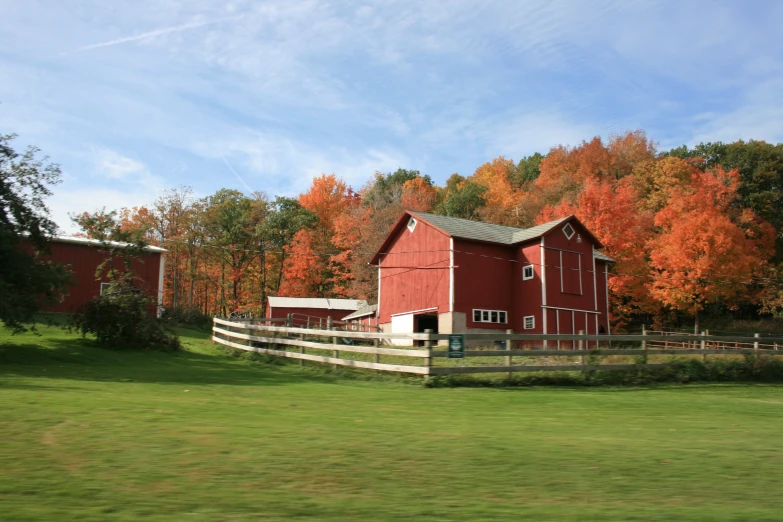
370 212 614 345
31 236 167 316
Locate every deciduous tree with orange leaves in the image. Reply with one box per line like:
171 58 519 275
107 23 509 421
647 166 776 332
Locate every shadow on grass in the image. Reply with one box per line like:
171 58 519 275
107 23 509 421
0 336 340 387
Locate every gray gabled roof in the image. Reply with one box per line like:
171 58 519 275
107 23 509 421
594 251 615 263
408 212 614 262
267 297 367 311
410 212 525 245
410 212 570 246
342 304 378 321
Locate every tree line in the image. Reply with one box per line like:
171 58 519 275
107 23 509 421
11 130 783 332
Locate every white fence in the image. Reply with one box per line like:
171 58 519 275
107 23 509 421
212 317 783 377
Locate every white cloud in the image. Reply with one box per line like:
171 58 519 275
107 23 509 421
93 148 147 180
689 79 783 145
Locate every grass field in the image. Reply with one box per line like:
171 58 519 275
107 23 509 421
2 324 783 521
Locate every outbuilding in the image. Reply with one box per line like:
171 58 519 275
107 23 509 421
34 235 167 316
341 304 378 330
266 297 368 326
370 211 614 345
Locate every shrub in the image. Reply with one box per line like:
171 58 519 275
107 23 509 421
69 280 180 351
161 306 213 330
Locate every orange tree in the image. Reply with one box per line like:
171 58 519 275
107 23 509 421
646 167 775 332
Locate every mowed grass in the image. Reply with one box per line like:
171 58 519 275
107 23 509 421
1 325 783 521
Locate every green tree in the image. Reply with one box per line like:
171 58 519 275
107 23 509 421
262 196 317 294
512 152 544 187
202 189 265 314
435 174 488 220
362 169 432 211
0 134 72 331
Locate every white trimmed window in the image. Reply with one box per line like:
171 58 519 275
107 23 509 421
407 217 417 232
522 265 534 280
523 315 535 330
100 282 111 296
473 309 507 324
562 222 575 240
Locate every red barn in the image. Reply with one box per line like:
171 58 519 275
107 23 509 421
370 212 614 345
266 297 367 325
33 236 167 316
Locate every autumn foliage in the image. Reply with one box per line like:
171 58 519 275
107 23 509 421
75 130 783 329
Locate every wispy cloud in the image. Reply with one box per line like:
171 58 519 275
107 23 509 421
70 16 242 53
3 0 782 233
220 154 254 194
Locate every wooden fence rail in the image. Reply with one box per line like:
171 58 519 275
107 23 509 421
212 317 783 377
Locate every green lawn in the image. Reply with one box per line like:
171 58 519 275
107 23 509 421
1 325 783 521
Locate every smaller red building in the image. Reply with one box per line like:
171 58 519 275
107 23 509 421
266 297 367 325
33 236 167 316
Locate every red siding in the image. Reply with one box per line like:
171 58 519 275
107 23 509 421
373 212 611 346
454 239 515 331
32 241 162 314
541 224 597 313
377 219 451 324
515 242 544 334
595 260 610 334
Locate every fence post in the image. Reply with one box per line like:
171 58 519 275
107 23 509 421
373 337 380 366
424 329 434 378
506 329 514 379
579 330 585 367
328 316 338 369
701 331 706 362
754 333 760 354
641 325 646 351
287 313 293 327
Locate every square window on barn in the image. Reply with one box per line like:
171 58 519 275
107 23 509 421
498 311 507 323
522 265 534 280
100 282 111 296
562 222 575 240
407 217 417 232
482 310 489 322
491 311 498 322
523 316 535 330
473 310 481 322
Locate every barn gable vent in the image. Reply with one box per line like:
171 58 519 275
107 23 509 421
562 222 575 240
407 217 417 232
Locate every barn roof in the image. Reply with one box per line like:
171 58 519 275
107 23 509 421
371 212 614 264
342 304 378 321
49 235 168 253
594 251 615 262
410 212 577 246
267 297 368 311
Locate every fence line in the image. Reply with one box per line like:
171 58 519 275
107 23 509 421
212 318 783 377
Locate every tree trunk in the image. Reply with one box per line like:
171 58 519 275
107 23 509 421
276 251 286 292
260 248 267 314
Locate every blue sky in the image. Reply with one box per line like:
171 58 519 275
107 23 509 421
2 1 782 233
